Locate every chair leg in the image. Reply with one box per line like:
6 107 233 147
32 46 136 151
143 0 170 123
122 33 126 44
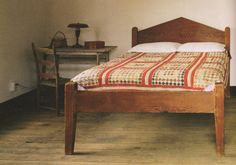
36 86 40 111
56 86 60 116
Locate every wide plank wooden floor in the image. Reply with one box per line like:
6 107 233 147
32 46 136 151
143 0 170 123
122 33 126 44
1 98 236 165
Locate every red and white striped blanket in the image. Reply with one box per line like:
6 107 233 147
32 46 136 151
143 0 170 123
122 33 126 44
72 52 229 91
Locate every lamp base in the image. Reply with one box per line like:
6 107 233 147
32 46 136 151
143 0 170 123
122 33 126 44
72 44 84 48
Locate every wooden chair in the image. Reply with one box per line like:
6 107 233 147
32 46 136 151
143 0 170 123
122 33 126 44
31 43 69 115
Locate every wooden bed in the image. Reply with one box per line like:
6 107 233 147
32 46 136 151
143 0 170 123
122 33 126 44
64 17 231 156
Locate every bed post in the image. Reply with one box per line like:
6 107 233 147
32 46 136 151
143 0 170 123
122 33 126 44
132 27 138 47
225 27 230 52
225 27 231 98
214 83 225 156
65 81 77 155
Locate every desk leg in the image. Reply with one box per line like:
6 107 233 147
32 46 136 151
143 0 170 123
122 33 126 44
96 54 100 65
105 52 109 61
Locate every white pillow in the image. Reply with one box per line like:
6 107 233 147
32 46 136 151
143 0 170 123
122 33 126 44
128 42 181 53
177 42 225 52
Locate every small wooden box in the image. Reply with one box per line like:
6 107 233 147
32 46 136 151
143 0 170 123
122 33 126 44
85 41 105 49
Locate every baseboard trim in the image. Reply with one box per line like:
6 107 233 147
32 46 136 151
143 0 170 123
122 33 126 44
0 90 36 119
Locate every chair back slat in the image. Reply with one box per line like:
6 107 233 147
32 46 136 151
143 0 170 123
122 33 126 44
38 60 55 66
36 47 54 55
31 42 59 83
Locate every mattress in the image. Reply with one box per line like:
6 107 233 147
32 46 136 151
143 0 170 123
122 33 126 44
72 51 229 91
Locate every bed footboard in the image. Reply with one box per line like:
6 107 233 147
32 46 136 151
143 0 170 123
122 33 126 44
64 82 225 155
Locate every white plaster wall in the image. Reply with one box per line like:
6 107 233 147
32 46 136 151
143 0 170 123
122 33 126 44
47 0 236 84
0 0 52 103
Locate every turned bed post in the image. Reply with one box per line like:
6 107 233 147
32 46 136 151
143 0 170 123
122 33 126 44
214 83 225 155
65 82 78 155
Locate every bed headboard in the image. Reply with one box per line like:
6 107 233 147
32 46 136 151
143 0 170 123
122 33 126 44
132 17 230 52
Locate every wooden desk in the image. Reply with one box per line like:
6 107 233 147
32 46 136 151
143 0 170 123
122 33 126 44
39 46 116 65
37 46 116 78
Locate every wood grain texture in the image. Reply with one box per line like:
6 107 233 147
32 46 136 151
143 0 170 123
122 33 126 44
134 17 225 44
75 90 215 113
65 82 78 155
214 83 225 155
0 97 236 164
225 27 231 98
65 82 225 155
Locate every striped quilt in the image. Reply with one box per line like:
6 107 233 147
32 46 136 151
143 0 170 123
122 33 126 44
72 52 229 91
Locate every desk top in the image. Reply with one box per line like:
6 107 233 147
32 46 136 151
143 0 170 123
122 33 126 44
37 46 117 56
57 46 117 52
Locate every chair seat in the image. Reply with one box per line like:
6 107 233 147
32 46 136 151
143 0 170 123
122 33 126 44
40 77 70 87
